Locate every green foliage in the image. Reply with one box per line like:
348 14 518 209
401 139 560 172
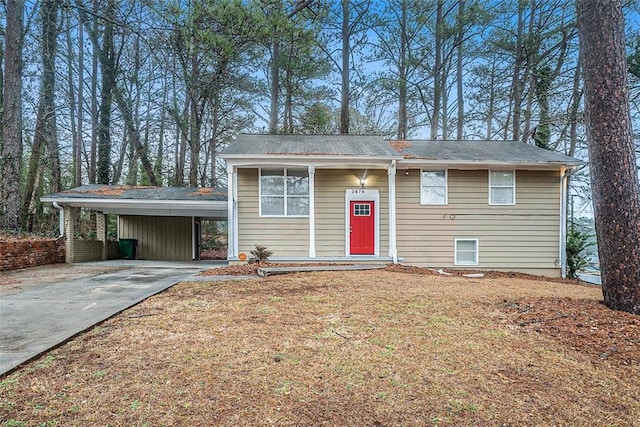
201 220 225 250
566 225 592 279
250 244 273 264
300 103 336 134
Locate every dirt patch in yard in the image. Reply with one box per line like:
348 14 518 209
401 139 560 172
1 271 638 426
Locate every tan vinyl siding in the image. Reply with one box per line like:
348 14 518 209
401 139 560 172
397 169 561 274
118 216 192 261
237 168 390 258
315 169 389 257
237 168 309 256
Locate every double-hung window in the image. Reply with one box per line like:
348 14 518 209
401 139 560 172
421 170 447 205
455 239 479 265
489 170 515 205
260 168 309 216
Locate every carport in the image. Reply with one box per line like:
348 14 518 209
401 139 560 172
41 185 228 263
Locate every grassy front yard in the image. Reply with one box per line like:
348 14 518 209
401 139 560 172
1 270 638 426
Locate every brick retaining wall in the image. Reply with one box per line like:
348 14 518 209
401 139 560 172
0 239 66 271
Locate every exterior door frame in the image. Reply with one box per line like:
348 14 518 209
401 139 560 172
345 189 379 256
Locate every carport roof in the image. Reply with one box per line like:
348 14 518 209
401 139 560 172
41 185 228 219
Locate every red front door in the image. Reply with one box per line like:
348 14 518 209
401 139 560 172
350 201 375 255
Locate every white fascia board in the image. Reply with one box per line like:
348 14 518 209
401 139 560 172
99 207 227 218
222 154 401 164
397 159 579 170
40 197 227 213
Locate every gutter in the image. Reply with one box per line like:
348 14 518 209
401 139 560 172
52 202 64 237
398 159 584 169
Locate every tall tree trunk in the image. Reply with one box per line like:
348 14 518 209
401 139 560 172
431 0 443 140
76 16 84 187
269 40 280 134
533 65 551 149
397 0 408 140
568 51 582 157
577 0 640 315
505 1 524 141
1 0 24 231
89 10 98 184
209 92 221 187
0 27 4 151
441 60 449 140
188 92 202 187
340 0 350 134
97 0 115 184
284 67 294 134
24 0 64 232
44 0 61 193
486 56 496 140
155 69 168 185
64 10 80 187
187 45 201 187
24 3 60 229
455 0 465 140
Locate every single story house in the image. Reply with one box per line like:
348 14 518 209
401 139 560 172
42 134 581 277
222 134 582 277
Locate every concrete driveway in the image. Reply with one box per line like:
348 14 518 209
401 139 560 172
0 260 226 376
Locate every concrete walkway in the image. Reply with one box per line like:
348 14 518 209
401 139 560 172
0 260 226 376
257 264 387 276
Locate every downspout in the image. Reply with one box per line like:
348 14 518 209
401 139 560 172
308 165 316 258
560 169 568 278
388 160 398 263
53 202 64 237
227 164 235 259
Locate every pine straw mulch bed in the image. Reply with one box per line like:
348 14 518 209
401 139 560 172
1 270 638 426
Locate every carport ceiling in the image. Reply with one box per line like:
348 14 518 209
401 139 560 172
41 185 228 220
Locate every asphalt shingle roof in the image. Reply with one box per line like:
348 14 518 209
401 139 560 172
223 135 581 166
46 185 228 201
222 134 400 158
389 140 582 165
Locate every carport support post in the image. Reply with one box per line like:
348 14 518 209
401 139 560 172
63 206 76 263
96 213 108 260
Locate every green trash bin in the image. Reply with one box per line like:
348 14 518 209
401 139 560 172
119 239 138 260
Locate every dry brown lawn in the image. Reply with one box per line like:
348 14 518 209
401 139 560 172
1 270 639 426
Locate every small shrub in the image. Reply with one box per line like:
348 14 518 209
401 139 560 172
250 245 273 264
567 225 591 279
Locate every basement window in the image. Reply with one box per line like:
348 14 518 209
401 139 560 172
455 239 479 266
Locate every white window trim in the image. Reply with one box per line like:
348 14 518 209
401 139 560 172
259 167 310 217
420 169 448 205
454 238 479 266
488 170 516 205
